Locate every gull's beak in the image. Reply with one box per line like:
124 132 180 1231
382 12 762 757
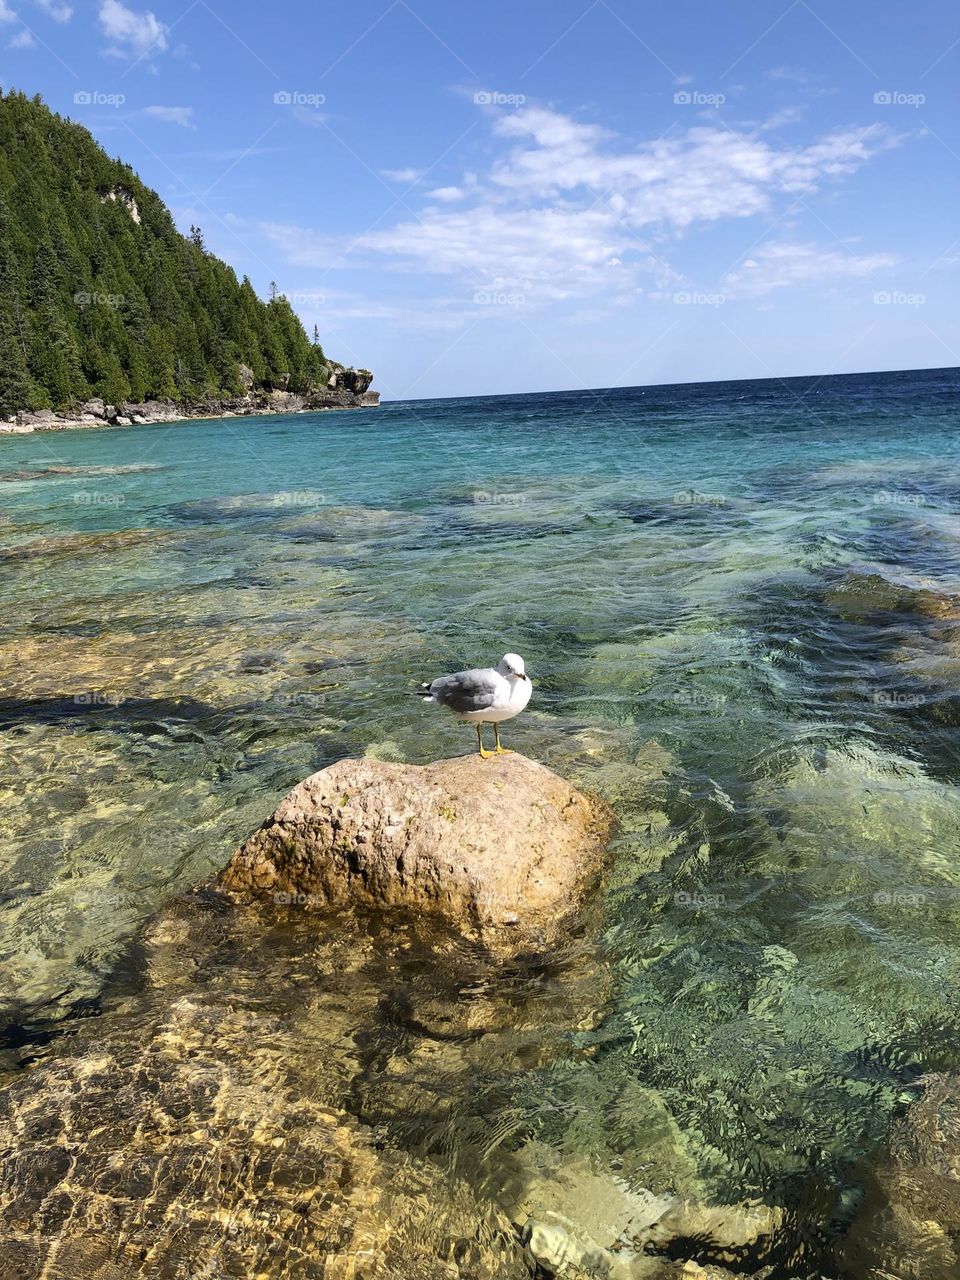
522 672 530 681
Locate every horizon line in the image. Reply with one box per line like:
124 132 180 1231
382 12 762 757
381 362 958 405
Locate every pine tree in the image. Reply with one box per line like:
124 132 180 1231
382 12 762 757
0 89 346 414
95 349 131 407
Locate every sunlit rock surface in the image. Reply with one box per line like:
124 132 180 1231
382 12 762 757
220 753 613 954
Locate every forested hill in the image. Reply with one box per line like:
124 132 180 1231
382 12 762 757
0 90 342 416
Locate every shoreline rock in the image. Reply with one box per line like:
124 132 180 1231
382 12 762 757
219 753 613 955
0 369 379 435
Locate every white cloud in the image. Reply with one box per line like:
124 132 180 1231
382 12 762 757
381 168 423 183
426 185 465 202
0 2 17 22
99 0 166 58
487 105 899 222
143 105 194 128
767 67 814 84
723 241 897 296
292 105 326 128
263 101 905 307
34 0 71 19
8 26 35 44
760 106 806 130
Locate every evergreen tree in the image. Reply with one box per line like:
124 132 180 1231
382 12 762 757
0 89 342 413
96 349 131 406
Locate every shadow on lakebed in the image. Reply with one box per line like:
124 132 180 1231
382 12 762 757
0 752 948 1279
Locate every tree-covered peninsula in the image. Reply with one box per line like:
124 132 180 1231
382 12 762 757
0 90 372 421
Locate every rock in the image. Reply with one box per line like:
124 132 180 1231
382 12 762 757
509 1143 781 1278
326 363 374 394
825 570 960 622
2 383 379 434
219 753 612 953
121 399 179 421
0 958 534 1280
265 389 305 413
840 1074 960 1278
341 366 374 394
14 409 56 426
238 362 255 389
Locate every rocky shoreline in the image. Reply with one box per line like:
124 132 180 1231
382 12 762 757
0 364 379 435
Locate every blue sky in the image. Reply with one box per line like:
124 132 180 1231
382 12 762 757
1 0 958 399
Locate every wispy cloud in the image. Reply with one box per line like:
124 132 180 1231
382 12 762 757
33 0 71 20
0 2 17 22
99 0 166 59
426 185 466 202
262 101 906 308
143 104 194 128
8 26 35 45
292 104 326 128
766 66 814 84
723 241 897 296
381 167 424 183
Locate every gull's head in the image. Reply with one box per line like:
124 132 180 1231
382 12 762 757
498 653 529 682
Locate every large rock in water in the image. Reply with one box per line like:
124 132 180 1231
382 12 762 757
219 753 611 953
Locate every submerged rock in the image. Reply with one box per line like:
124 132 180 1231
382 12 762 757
510 1141 780 1278
220 753 612 954
0 959 534 1280
840 1073 960 1278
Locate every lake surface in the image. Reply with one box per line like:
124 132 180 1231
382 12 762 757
1 367 959 1277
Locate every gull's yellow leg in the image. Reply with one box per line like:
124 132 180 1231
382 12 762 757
476 722 494 759
494 723 512 754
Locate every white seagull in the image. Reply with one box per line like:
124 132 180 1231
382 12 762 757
419 653 533 758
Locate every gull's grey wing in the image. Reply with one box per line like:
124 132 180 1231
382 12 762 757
427 667 501 713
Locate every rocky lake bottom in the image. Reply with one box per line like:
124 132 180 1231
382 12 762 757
0 368 959 1278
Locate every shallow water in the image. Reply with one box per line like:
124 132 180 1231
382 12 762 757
2 368 960 1277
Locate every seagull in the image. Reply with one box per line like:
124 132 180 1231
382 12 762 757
419 653 533 758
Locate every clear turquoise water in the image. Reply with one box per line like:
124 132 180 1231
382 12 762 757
2 367 960 1273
